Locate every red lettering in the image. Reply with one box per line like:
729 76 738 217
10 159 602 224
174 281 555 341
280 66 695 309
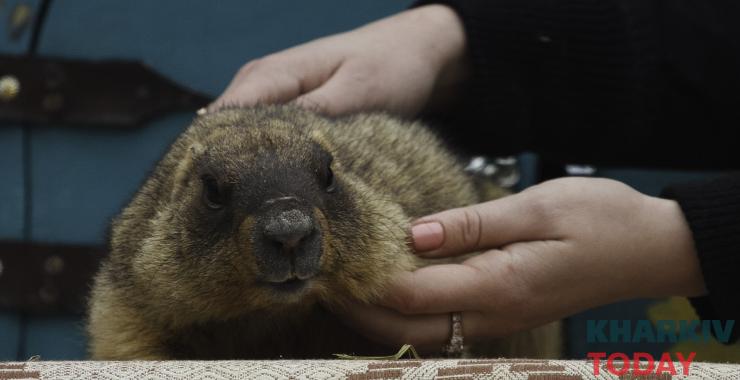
591 351 694 376
633 352 655 375
676 352 696 376
587 352 607 375
607 352 630 376
655 352 677 375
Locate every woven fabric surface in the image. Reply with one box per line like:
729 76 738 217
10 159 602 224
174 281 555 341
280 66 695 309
2 359 740 380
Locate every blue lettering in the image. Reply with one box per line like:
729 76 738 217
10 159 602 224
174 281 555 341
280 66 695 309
679 320 701 342
701 320 712 342
632 320 656 343
655 320 677 343
610 320 632 343
712 320 735 343
587 320 608 343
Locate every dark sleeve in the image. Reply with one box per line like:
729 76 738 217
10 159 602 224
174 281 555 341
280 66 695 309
662 174 740 343
413 0 740 341
414 0 740 170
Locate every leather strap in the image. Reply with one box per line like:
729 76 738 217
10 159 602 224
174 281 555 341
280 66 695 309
0 54 212 128
0 241 104 314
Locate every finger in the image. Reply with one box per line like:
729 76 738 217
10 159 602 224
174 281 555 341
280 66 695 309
385 243 574 317
379 262 489 315
338 301 455 352
294 66 370 116
411 191 557 258
339 302 496 352
209 71 302 112
209 47 341 112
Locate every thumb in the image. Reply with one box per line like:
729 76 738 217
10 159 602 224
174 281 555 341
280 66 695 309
411 192 554 258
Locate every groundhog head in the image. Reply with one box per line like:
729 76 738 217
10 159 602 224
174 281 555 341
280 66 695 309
126 107 416 324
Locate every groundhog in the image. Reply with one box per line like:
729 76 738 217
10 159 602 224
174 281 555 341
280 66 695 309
87 105 561 360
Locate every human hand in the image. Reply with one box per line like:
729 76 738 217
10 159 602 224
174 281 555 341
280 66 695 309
339 177 707 353
210 4 468 117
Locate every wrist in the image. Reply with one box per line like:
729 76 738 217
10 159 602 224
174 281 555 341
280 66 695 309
429 5 470 87
404 5 470 113
405 4 469 84
644 196 707 298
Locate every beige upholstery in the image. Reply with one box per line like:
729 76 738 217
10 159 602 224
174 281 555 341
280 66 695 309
3 358 740 379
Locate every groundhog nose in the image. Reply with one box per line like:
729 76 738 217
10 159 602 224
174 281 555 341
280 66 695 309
256 207 322 284
263 209 314 250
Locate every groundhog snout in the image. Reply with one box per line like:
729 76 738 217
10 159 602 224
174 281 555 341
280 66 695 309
254 199 323 285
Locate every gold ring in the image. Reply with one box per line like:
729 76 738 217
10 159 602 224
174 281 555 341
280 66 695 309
442 312 464 357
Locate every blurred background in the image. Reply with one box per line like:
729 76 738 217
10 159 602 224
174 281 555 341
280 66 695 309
0 0 737 362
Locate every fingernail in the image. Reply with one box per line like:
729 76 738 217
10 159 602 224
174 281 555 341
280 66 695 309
411 222 444 252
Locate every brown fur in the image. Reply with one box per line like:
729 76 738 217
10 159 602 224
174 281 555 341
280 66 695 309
87 105 561 359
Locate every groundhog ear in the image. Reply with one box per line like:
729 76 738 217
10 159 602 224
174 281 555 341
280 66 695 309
189 142 206 157
171 142 207 202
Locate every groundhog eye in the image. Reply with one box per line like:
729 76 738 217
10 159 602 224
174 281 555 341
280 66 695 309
325 164 337 193
201 175 225 209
